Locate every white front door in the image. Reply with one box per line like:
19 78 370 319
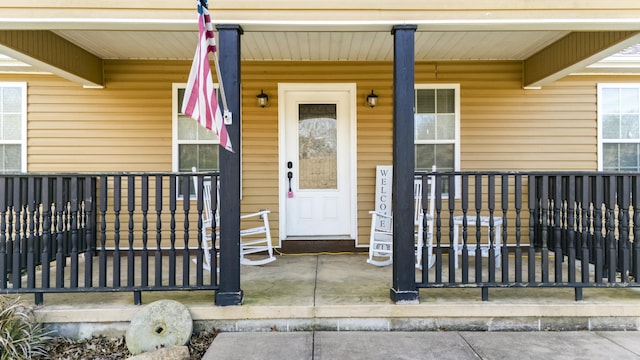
279 83 356 239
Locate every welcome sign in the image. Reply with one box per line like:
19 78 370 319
374 165 393 232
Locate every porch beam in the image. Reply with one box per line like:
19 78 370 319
390 24 419 304
523 31 640 89
215 24 244 306
0 30 103 88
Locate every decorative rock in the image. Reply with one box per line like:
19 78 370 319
126 345 190 360
125 299 193 355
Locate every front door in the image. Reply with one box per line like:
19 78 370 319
279 83 356 239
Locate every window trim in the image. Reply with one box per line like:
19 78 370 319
0 82 27 172
414 84 461 198
171 82 221 173
414 83 461 173
597 83 640 171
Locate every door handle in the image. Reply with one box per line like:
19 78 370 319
287 171 294 198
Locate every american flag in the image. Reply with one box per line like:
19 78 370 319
182 0 233 152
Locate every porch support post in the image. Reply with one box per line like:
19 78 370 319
215 24 244 306
390 24 419 304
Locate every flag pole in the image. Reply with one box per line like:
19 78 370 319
212 51 232 124
202 0 231 125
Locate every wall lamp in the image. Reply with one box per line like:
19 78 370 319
257 89 269 107
366 90 378 107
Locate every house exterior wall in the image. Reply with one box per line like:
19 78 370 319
3 59 640 246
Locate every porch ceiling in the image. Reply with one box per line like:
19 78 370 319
50 30 570 62
1 27 639 87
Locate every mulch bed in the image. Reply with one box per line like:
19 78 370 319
34 329 218 360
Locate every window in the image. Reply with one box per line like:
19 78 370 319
598 84 640 171
0 83 26 172
414 84 460 173
172 83 219 196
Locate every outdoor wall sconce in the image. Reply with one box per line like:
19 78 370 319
257 89 269 107
366 90 378 107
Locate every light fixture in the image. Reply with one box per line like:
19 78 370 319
366 90 378 107
257 89 269 107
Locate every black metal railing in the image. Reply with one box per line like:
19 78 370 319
416 171 640 301
4 171 640 305
0 172 219 305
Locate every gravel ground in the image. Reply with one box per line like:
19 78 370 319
34 329 218 360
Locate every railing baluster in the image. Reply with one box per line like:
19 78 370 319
501 175 509 280
99 176 108 288
196 174 204 287
12 177 22 288
593 175 604 283
553 175 563 282
605 175 617 283
182 174 191 286
211 174 219 286
55 177 65 288
488 175 496 283
566 176 576 285
514 175 522 283
84 177 94 288
580 176 591 285
141 175 149 288
155 175 163 288
618 175 630 283
448 174 456 283
169 175 177 287
527 175 537 283
461 175 469 283
540 175 549 284
27 177 36 289
127 176 135 288
474 175 482 284
20 178 28 276
113 176 122 288
70 177 79 289
421 174 429 284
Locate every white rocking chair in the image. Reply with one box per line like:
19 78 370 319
192 168 276 271
367 166 436 270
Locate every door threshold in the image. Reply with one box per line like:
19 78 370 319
280 237 360 254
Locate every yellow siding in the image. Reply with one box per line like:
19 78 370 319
5 60 640 247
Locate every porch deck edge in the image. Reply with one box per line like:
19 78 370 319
35 303 640 338
35 302 640 323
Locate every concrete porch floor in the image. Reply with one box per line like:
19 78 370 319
29 253 640 338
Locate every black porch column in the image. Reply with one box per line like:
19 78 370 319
215 24 243 306
390 24 419 304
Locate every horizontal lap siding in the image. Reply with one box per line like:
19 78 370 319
437 62 597 171
23 60 191 173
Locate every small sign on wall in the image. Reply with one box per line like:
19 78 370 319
374 165 392 232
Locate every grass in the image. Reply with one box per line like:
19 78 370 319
0 296 50 360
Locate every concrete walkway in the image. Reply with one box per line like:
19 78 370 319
203 331 640 360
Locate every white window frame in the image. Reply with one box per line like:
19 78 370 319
172 83 221 200
414 83 461 172
0 82 27 172
414 83 461 197
597 83 640 171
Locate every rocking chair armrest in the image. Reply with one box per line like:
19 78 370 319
368 211 392 221
241 209 271 220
